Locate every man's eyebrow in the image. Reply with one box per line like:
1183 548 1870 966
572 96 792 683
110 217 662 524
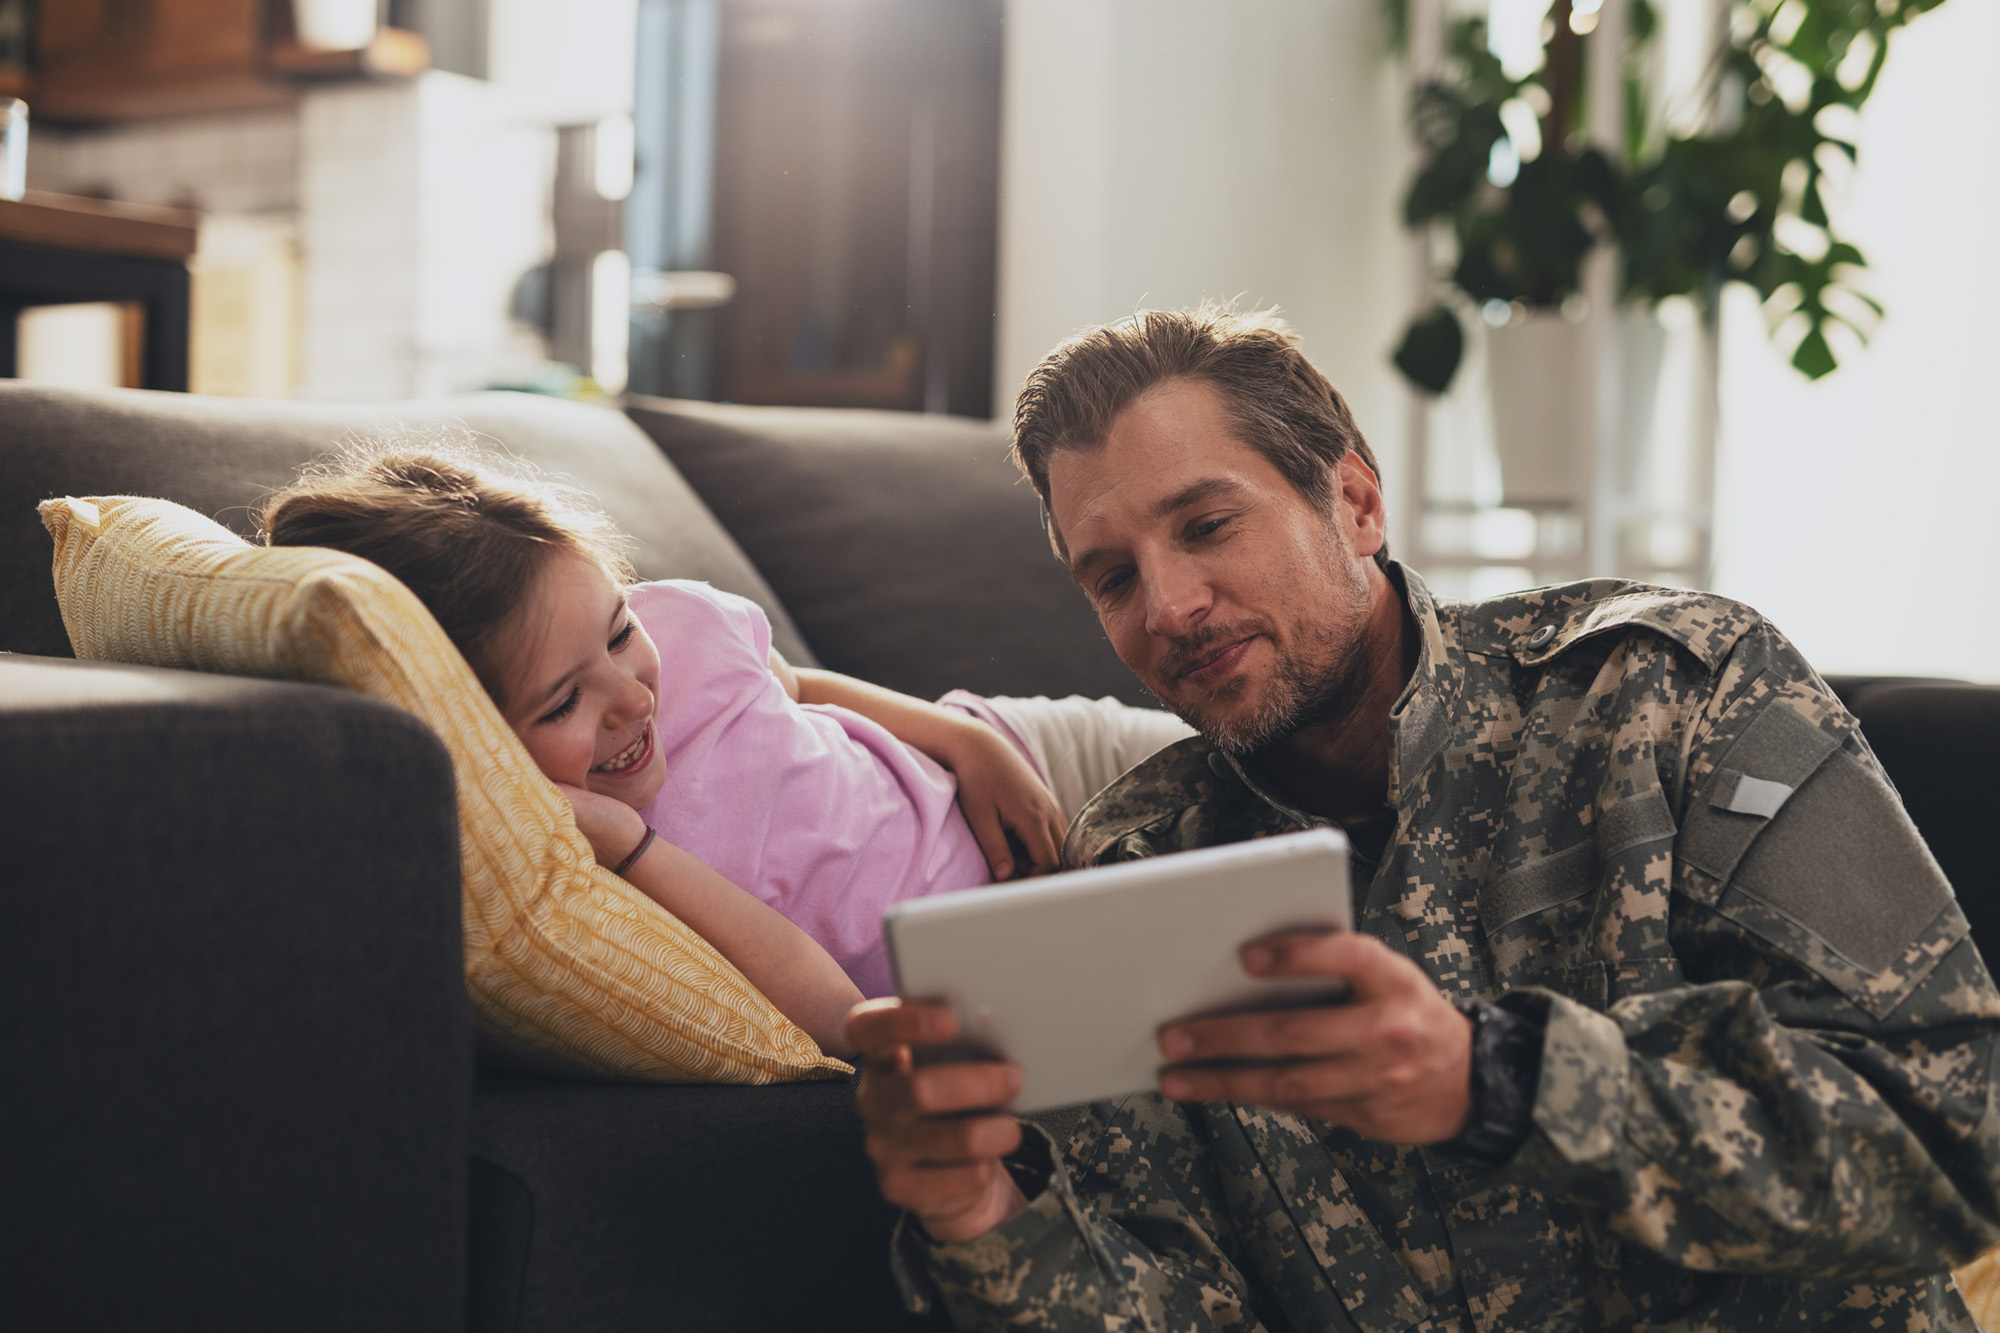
1067 547 1112 587
1066 477 1252 585
1152 476 1249 519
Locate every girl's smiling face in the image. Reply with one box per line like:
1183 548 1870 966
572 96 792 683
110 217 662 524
493 551 666 811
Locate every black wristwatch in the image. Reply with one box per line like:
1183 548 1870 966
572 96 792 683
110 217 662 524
1445 996 1547 1165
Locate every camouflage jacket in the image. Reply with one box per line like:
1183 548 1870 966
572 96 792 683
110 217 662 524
895 567 2000 1333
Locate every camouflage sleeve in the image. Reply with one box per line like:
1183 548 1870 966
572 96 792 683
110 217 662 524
1508 623 2000 1278
893 1097 1278 1333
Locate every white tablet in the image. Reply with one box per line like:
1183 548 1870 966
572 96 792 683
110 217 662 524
883 828 1353 1113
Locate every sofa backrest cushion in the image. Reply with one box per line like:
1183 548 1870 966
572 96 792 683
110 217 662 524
40 492 850 1084
1 384 815 666
625 395 1147 705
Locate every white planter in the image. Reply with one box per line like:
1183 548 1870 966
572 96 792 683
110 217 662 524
1485 310 1666 508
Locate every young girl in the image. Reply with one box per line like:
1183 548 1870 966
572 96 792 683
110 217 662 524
261 441 1190 1055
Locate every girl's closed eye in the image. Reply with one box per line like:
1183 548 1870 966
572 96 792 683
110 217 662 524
610 617 636 651
539 687 581 724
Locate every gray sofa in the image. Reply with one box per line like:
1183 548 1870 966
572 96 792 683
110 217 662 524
0 383 1138 1333
3 382 1993 1332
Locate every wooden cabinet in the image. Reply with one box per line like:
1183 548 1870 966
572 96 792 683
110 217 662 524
32 0 429 123
0 189 198 389
37 0 287 121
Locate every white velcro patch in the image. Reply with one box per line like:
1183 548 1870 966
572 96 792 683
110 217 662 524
1717 773 1796 819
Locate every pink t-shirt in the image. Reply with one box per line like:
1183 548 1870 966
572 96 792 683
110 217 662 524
628 580 995 997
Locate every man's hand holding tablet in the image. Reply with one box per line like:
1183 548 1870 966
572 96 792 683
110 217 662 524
848 830 1479 1242
1151 927 1476 1141
849 999 1031 1243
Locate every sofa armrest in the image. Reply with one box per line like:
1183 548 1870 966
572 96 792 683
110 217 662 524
0 655 473 1331
1830 676 2000 961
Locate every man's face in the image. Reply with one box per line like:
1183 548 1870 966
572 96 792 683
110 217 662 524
1048 377 1389 755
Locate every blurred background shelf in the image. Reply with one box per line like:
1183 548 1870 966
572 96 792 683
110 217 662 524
0 190 198 260
267 27 430 82
29 0 429 124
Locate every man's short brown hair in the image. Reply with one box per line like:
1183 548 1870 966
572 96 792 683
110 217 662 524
1010 305 1387 567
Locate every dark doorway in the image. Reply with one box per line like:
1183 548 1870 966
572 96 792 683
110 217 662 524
628 0 1002 418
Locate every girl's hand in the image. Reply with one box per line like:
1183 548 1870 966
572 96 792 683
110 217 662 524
555 781 650 870
936 721 1066 881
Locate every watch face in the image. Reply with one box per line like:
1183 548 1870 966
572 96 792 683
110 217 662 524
1451 997 1540 1165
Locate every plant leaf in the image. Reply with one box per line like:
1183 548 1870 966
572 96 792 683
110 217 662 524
1801 183 1829 226
1792 327 1837 379
1392 305 1465 396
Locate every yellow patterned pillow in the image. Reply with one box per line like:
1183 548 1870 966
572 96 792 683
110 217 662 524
1955 1247 2000 1330
40 494 850 1084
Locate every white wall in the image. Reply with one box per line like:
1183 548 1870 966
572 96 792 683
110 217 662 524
1711 0 2000 682
995 0 1413 509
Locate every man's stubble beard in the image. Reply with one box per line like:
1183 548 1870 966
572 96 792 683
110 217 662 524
1151 540 1376 758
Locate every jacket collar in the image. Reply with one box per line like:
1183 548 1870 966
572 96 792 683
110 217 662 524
1215 560 1456 817
1386 562 1456 808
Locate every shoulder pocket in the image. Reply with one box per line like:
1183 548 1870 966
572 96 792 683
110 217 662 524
1679 694 1963 1020
1679 698 1841 888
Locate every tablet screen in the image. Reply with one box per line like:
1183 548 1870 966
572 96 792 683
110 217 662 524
884 828 1353 1112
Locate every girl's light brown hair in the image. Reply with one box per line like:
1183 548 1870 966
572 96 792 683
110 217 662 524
259 431 634 706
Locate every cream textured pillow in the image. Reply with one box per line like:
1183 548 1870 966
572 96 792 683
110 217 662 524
40 494 851 1084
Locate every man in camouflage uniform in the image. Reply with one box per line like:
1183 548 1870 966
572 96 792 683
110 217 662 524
846 308 2000 1331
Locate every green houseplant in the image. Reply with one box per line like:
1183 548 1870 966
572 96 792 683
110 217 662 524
1390 0 1950 396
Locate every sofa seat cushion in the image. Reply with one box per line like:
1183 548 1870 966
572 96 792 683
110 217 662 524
469 1074 946 1332
39 492 850 1085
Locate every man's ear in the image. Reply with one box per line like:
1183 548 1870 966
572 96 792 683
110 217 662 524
1334 451 1388 558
